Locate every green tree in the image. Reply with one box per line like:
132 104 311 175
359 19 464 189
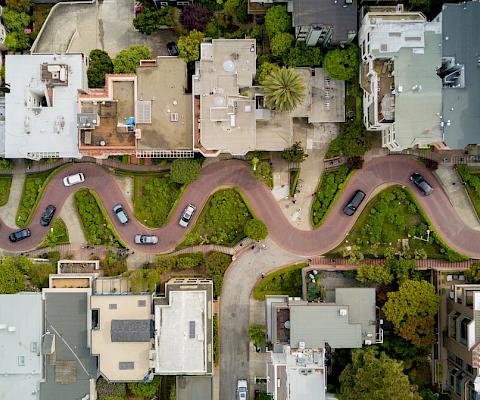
2 7 30 32
178 30 205 63
170 159 201 185
339 347 421 400
385 257 419 284
205 251 232 298
113 45 152 73
5 31 30 52
248 324 266 349
256 62 280 84
323 44 359 81
87 49 113 88
0 158 13 170
26 263 55 289
6 0 31 13
244 219 268 240
281 141 307 162
127 376 160 398
356 264 394 285
383 280 439 346
326 119 373 158
133 6 175 35
224 0 248 24
270 32 294 57
0 257 26 293
101 252 127 277
262 67 306 113
284 42 323 67
265 5 291 38
466 262 480 283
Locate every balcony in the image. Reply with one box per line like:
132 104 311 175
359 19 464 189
374 59 395 123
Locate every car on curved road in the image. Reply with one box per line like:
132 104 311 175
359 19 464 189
410 172 433 196
40 205 56 227
179 203 196 228
343 190 366 216
135 234 158 245
63 172 85 187
9 228 31 242
113 204 129 224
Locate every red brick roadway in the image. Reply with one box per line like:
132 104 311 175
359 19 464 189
2 156 480 258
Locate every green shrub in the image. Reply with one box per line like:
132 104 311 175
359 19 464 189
253 161 273 188
248 324 266 349
0 158 13 170
16 171 49 227
356 264 394 285
244 218 268 240
289 168 300 197
465 262 480 283
26 262 56 289
253 263 307 300
265 5 291 38
96 377 127 400
0 257 26 293
154 252 204 273
213 314 219 366
205 251 232 298
170 159 201 185
326 120 374 158
101 251 127 277
41 218 69 248
0 176 12 206
127 376 160 398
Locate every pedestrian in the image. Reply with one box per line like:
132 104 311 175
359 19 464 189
261 273 265 279
292 199 296 204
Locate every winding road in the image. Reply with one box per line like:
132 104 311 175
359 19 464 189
1 156 479 258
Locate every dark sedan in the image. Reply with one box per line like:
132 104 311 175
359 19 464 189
9 228 31 242
40 205 56 227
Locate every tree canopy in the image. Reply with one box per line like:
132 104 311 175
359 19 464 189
256 62 280 85
87 49 113 88
248 324 266 349
205 251 232 298
224 0 248 24
178 30 205 63
356 264 394 285
265 5 291 38
244 219 268 240
282 141 308 162
0 257 26 294
270 32 294 57
6 0 31 13
326 119 374 158
113 45 152 73
466 262 480 283
5 31 30 52
180 3 212 31
133 5 175 35
339 347 421 400
323 44 359 81
3 7 30 33
170 159 202 185
283 42 323 68
262 67 306 113
383 279 439 346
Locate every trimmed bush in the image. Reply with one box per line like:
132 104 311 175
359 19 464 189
253 263 307 300
205 251 232 298
244 218 268 240
170 159 201 185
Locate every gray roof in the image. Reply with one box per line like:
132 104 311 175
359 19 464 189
40 292 97 400
111 319 152 342
0 293 43 400
441 2 480 148
292 0 357 45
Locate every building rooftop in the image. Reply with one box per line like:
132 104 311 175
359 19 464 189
0 293 42 400
441 1 480 148
136 57 193 153
4 54 87 159
154 279 213 374
292 0 357 45
40 291 97 400
194 39 257 155
91 294 153 382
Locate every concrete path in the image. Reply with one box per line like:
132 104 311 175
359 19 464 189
435 166 480 230
0 160 25 227
58 193 86 246
112 175 134 211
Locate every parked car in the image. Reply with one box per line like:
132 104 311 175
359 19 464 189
343 190 366 216
40 205 56 227
410 172 433 196
113 204 129 224
9 228 31 242
179 203 196 228
135 234 158 245
237 380 248 400
63 172 85 187
167 41 179 56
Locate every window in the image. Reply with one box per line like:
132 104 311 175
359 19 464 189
456 372 465 395
109 304 117 310
18 356 25 366
460 317 472 346
456 356 463 367
119 362 134 370
467 364 474 374
449 312 460 338
137 300 146 307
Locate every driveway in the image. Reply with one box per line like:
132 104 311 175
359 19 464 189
32 0 177 57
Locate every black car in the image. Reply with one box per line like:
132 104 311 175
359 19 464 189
40 204 56 226
343 190 366 216
410 173 433 196
9 228 31 242
166 41 179 56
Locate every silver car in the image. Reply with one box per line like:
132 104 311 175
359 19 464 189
113 204 129 224
135 234 158 245
237 380 248 400
179 203 197 228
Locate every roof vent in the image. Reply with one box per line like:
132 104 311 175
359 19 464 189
223 60 235 73
339 308 348 316
170 112 179 122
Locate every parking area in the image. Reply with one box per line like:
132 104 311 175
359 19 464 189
32 0 177 57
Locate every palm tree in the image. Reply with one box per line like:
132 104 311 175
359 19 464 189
261 67 306 113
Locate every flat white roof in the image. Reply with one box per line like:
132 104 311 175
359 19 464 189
154 290 207 374
0 293 43 400
4 54 86 158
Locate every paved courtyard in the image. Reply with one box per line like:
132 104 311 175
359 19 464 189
32 0 177 57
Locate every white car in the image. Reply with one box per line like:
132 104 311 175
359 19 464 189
134 234 158 245
63 172 85 187
237 379 248 400
179 203 196 228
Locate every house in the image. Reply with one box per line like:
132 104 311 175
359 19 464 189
4 53 88 159
442 283 480 399
265 287 382 399
0 293 43 400
358 5 443 151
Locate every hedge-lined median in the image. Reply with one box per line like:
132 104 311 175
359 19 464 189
0 175 12 206
253 262 307 300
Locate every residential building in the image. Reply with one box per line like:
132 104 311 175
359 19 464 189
443 284 480 399
292 0 357 47
4 53 88 159
358 5 443 151
0 293 43 400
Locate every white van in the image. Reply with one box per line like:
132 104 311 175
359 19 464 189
63 172 85 187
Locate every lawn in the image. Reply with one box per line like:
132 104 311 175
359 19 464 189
75 189 124 247
253 262 307 300
39 218 69 249
457 165 480 218
16 171 50 227
253 161 274 189
311 165 353 227
179 189 253 248
329 186 465 260
0 175 12 206
133 173 182 227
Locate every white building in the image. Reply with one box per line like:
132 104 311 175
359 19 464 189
4 53 88 159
